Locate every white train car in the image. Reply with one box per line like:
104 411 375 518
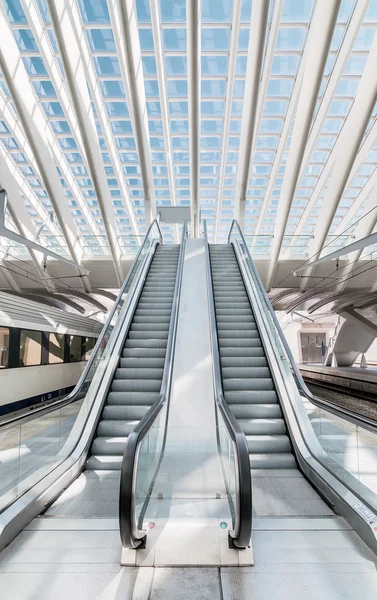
0 292 103 417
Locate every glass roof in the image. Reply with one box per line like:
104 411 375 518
0 0 377 266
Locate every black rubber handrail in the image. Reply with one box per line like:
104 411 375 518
203 221 252 549
0 220 163 432
228 219 377 436
119 222 187 549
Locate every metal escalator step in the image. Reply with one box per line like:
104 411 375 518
246 434 292 454
239 418 286 435
128 330 168 340
133 316 171 323
225 389 278 403
219 330 259 339
216 308 251 316
217 322 256 331
114 367 164 380
85 455 123 470
111 379 161 392
218 337 262 348
216 316 255 323
91 436 128 456
220 345 263 356
223 378 274 391
221 366 271 379
122 347 166 358
249 453 296 470
230 404 282 419
221 356 267 368
131 322 170 331
107 392 159 406
134 309 171 317
97 420 138 436
125 339 167 348
120 357 165 368
103 405 151 420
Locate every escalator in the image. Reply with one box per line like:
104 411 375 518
210 244 296 470
0 221 185 551
87 244 179 471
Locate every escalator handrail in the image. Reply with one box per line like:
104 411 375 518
228 219 377 435
119 222 187 549
203 221 252 549
0 220 163 431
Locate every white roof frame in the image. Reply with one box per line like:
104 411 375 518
265 0 341 291
107 0 156 227
235 0 270 228
299 29 377 291
46 0 124 286
187 0 201 237
0 4 91 292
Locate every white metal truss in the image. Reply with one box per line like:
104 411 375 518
235 0 270 228
107 0 156 227
150 0 177 242
299 29 377 291
253 0 304 240
214 0 241 242
66 0 141 244
46 0 124 285
20 0 112 248
187 0 201 237
0 3 91 292
265 0 341 291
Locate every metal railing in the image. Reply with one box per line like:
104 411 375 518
204 221 252 549
119 222 187 549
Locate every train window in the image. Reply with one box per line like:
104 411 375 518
49 333 65 364
0 327 9 368
69 335 82 362
85 337 96 361
20 330 42 366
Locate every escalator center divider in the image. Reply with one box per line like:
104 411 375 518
85 244 180 472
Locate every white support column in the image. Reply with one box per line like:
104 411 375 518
46 0 124 286
62 0 141 244
0 5 91 291
214 0 241 242
150 0 177 241
265 0 341 291
300 28 377 291
234 0 270 229
108 0 156 227
187 0 201 237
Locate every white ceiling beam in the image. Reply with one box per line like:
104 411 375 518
107 0 156 227
265 0 341 291
0 89 65 240
150 0 177 241
0 159 56 292
46 0 124 286
214 0 241 242
293 0 369 194
300 28 377 291
187 0 200 237
294 117 377 239
0 4 91 292
234 0 270 228
64 0 141 245
250 0 285 240
21 0 109 248
334 190 377 292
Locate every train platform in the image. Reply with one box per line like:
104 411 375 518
299 364 377 400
